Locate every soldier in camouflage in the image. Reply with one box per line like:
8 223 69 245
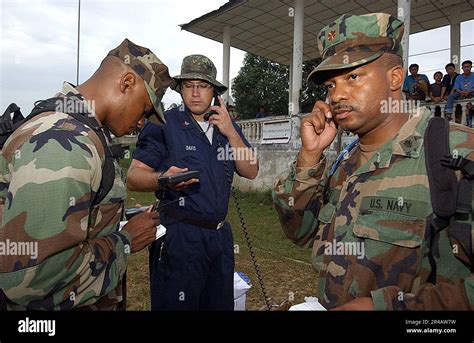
0 39 174 310
273 13 474 310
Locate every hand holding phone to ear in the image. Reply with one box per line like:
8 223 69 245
207 95 238 139
203 91 220 121
298 97 338 167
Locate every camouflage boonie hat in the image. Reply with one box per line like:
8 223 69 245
107 38 174 125
307 13 404 84
173 54 228 94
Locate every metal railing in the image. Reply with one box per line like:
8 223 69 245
423 98 472 124
236 117 268 141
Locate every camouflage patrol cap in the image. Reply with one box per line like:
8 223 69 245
173 54 228 94
307 13 404 84
107 38 174 125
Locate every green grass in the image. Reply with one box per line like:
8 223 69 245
125 191 156 208
228 190 311 263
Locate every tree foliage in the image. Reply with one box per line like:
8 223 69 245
301 57 327 113
232 53 289 119
232 53 327 119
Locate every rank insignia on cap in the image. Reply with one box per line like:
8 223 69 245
328 30 337 41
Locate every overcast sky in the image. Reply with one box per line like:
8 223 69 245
0 0 473 115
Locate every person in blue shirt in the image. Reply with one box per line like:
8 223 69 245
255 106 268 119
127 54 258 310
445 60 474 117
402 63 430 101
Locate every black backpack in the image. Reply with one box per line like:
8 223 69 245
0 103 25 148
0 96 125 206
424 117 474 283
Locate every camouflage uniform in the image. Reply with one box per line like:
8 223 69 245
0 39 173 310
273 14 474 310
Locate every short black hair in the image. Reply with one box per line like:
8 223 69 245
409 64 419 69
378 53 403 70
445 63 455 69
462 60 472 67
434 71 443 78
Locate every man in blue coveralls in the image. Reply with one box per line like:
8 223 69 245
127 54 258 310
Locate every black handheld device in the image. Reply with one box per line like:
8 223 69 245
203 91 220 121
158 170 200 185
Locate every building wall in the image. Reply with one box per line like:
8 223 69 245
234 115 356 192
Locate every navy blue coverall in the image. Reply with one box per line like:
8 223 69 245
133 106 252 310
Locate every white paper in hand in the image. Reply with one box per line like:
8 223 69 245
118 221 166 240
289 297 327 311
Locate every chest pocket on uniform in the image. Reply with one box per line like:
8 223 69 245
174 142 204 168
352 196 428 248
318 186 340 224
318 203 336 223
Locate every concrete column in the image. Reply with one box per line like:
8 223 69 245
450 18 461 69
76 0 81 84
290 0 304 116
222 26 231 104
397 0 411 71
288 60 293 113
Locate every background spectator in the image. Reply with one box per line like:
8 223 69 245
255 106 268 119
227 104 237 120
429 71 443 116
429 71 443 103
440 62 459 100
403 63 430 101
445 60 474 118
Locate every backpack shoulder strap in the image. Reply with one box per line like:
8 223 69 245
67 112 116 207
424 116 458 220
424 117 454 284
424 117 474 281
27 97 116 206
